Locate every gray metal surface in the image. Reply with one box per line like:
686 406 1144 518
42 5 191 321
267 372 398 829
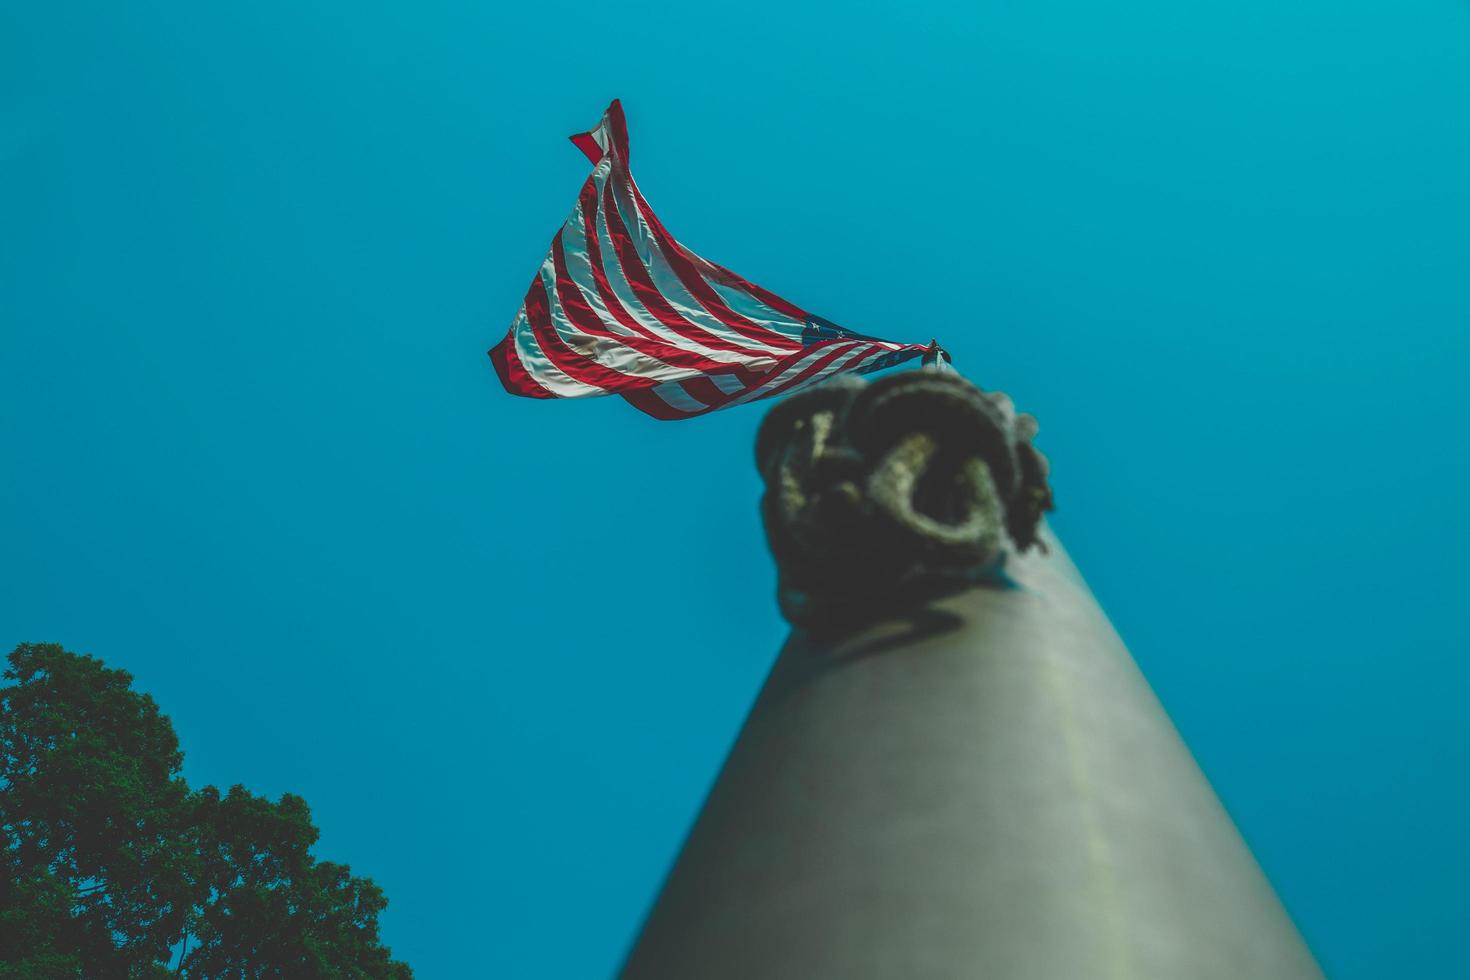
620 532 1322 979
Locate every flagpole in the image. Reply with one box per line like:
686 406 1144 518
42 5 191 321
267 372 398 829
619 368 1321 979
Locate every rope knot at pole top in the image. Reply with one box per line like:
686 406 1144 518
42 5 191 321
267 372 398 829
755 367 1053 630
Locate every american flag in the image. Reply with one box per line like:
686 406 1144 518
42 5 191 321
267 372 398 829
489 100 936 419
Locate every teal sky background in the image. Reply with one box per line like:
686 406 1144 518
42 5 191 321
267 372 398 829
4 2 1468 977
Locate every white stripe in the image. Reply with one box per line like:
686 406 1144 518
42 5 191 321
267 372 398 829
509 309 601 398
684 251 810 338
557 201 766 388
779 344 883 399
773 344 885 402
538 254 691 385
585 113 612 156
587 170 765 370
605 170 795 358
651 381 709 415
558 200 650 344
709 372 746 395
727 343 861 407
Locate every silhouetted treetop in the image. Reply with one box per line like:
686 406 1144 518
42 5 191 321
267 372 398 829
1 642 412 979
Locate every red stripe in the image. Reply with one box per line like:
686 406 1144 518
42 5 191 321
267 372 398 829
605 99 630 161
488 336 554 398
688 253 810 323
607 100 803 323
569 132 603 164
620 169 803 353
599 180 776 361
570 183 764 387
575 180 661 343
629 179 811 321
675 375 732 409
621 384 695 420
618 347 875 420
552 234 755 386
522 273 653 392
743 342 874 406
786 344 887 396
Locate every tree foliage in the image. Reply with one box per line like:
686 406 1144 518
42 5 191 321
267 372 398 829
1 643 411 978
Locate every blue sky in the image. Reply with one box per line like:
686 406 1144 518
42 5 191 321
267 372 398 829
3 1 1467 976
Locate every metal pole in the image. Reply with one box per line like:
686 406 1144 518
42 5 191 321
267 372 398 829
620 369 1321 980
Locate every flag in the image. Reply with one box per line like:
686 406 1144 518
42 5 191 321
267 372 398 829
489 100 936 420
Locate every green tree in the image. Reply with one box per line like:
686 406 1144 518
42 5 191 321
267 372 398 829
1 643 411 978
184 786 410 979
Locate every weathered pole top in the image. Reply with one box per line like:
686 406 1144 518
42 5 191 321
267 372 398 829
756 366 1052 629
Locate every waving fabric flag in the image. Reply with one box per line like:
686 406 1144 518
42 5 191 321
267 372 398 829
489 100 935 419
